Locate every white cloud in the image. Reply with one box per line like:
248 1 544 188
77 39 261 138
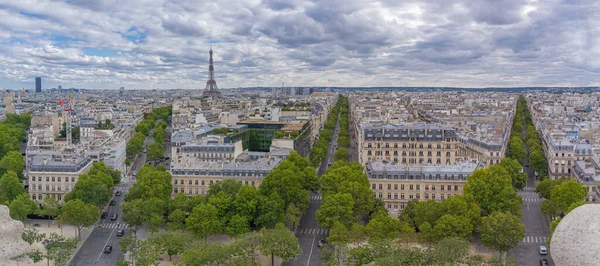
0 0 597 89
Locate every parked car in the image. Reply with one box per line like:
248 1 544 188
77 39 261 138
540 259 549 266
115 191 121 197
110 200 116 206
111 214 118 221
101 212 108 219
117 229 125 237
104 246 112 254
539 246 548 255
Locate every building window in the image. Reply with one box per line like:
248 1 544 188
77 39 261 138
432 194 436 200
425 185 429 190
401 184 405 190
394 184 398 190
371 184 376 189
195 180 198 185
387 184 391 189
448 185 452 191
441 194 445 200
32 194 36 200
400 204 405 210
416 193 420 199
46 177 49 181
447 194 451 198
188 188 192 194
379 184 383 189
401 193 405 200
416 185 420 190
71 177 75 182
394 193 398 199
58 194 62 201
174 188 178 193
409 194 414 199
409 184 414 190
387 193 391 199
195 188 198 194
202 180 205 185
425 193 429 200
174 179 178 185
387 204 391 209
57 177 61 182
431 185 436 190
454 185 459 191
378 192 383 198
38 176 41 181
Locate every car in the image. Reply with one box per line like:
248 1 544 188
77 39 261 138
317 239 326 248
142 148 147 153
111 214 118 221
110 200 116 206
115 191 121 196
164 156 170 160
116 229 125 237
101 212 108 219
540 259 548 266
103 246 112 254
328 162 332 166
539 245 548 255
526 164 530 167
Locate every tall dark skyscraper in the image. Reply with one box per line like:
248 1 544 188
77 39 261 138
35 77 41 92
202 47 221 99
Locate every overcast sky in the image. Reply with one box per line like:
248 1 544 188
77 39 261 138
0 0 598 90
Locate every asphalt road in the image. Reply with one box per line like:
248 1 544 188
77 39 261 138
69 130 156 266
508 117 553 266
284 112 341 266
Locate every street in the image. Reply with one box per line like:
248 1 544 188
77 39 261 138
284 112 341 266
68 129 156 266
508 115 553 266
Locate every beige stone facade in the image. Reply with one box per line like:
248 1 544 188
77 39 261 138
27 155 93 203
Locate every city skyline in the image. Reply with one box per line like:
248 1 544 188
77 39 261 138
0 1 598 89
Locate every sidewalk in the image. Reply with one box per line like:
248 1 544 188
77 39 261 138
20 219 94 266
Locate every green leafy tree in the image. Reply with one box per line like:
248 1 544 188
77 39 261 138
9 193 38 222
61 199 99 239
88 162 121 187
418 222 437 248
0 171 25 204
234 185 258 223
64 174 111 207
413 199 442 228
480 212 524 266
119 235 140 264
464 165 523 216
178 242 233 265
365 212 405 241
507 136 526 163
438 195 481 228
0 151 24 179
233 231 263 266
432 214 473 240
259 160 310 214
40 196 61 227
208 179 242 197
316 192 355 229
535 178 563 199
148 213 164 234
167 209 187 231
550 180 587 215
152 231 189 261
186 203 223 241
260 223 302 266
333 148 348 162
146 142 164 161
0 129 20 159
284 203 302 230
320 161 374 218
499 158 526 190
226 214 250 237
126 165 172 201
431 237 471 266
256 192 285 229
529 147 547 174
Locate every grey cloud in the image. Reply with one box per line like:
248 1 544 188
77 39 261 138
161 15 207 37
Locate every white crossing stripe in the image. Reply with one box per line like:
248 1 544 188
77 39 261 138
524 198 543 203
103 223 128 229
521 236 548 243
298 228 329 235
523 187 535 191
310 196 322 201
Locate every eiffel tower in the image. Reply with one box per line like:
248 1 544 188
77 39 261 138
202 47 221 99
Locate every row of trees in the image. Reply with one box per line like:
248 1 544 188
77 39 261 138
119 152 312 264
308 97 345 167
126 106 172 159
117 223 300 266
333 96 350 162
316 159 526 265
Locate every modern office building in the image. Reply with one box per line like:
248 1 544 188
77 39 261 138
35 77 41 93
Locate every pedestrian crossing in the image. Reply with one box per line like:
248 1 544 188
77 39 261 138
310 195 322 201
523 197 543 203
101 223 129 229
521 236 549 243
523 187 535 191
298 228 328 235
